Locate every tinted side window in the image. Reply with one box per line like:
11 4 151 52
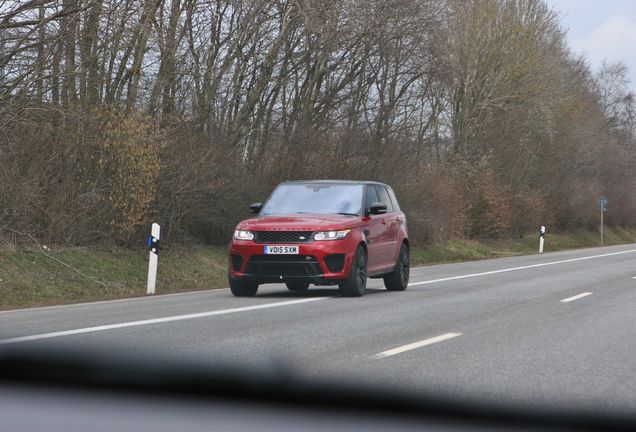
387 187 401 212
374 186 394 213
366 186 379 210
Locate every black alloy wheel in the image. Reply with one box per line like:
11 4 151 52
339 246 367 297
229 274 259 297
384 244 409 291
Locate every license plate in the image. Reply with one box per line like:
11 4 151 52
264 245 299 254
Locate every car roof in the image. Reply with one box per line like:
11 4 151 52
283 180 391 188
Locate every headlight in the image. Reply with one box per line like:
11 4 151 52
233 230 254 241
314 230 350 241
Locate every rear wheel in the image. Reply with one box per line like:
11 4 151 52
286 282 309 292
229 275 258 297
384 243 409 291
339 246 367 297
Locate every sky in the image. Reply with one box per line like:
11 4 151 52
545 0 636 88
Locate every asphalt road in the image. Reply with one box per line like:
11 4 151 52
2 244 636 414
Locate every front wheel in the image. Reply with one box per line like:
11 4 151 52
384 244 409 291
339 246 367 297
229 275 258 297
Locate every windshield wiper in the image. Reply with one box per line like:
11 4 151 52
336 212 359 216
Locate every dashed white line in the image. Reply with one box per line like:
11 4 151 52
408 249 636 287
374 333 462 358
560 292 593 303
0 297 327 345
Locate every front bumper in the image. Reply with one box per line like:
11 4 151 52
228 237 357 285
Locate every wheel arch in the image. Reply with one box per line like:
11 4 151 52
358 240 368 256
401 238 410 250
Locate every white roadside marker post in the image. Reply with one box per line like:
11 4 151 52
147 223 160 295
600 201 604 246
598 196 607 246
601 206 605 246
539 225 545 254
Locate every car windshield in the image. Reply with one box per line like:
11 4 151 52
260 184 364 216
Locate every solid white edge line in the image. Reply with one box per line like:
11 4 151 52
0 297 327 345
0 287 233 315
374 333 462 358
408 249 636 287
560 292 593 303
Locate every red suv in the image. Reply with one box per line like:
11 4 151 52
228 180 409 297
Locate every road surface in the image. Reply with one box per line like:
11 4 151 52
2 244 636 413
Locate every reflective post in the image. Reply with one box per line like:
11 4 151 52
147 223 160 295
600 203 604 246
598 197 607 246
539 225 545 254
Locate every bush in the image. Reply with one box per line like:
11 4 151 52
96 109 163 242
0 104 164 245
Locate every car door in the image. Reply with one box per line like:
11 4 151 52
364 185 388 273
374 186 399 269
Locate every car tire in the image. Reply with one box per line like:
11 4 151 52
384 243 409 291
229 275 258 297
339 246 367 297
286 282 309 292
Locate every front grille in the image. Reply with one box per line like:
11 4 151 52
254 231 313 244
249 255 314 263
246 255 322 277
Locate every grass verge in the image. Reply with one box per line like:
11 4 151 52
411 227 636 265
0 245 228 310
1 227 634 310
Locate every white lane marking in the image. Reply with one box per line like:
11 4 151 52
0 297 327 345
560 292 593 303
632 276 636 279
374 333 462 359
408 249 636 287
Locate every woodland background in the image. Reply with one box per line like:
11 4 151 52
1 0 635 247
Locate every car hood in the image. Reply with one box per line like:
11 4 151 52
237 214 364 231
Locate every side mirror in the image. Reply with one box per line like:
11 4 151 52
369 202 387 215
249 202 263 214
